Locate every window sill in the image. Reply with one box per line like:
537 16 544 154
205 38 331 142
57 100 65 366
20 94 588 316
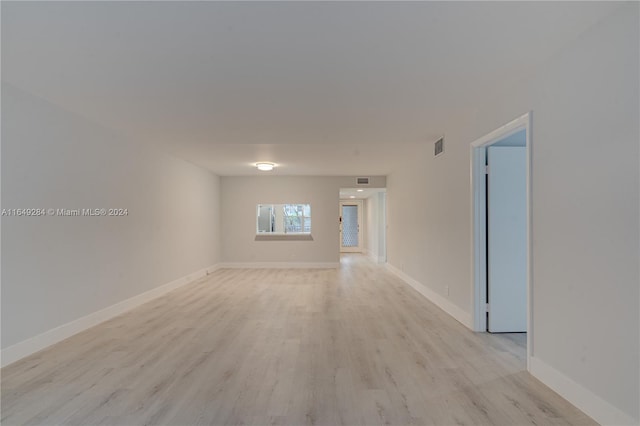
255 234 314 241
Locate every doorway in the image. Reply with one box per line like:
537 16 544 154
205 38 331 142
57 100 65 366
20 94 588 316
339 188 387 261
340 200 363 253
471 112 532 368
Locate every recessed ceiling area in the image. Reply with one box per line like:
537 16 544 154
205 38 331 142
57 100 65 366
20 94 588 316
1 1 620 176
340 188 386 200
170 142 426 176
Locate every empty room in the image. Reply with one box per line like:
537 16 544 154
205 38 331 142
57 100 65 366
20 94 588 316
1 1 638 425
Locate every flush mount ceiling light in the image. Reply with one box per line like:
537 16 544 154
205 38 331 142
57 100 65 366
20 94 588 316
255 162 275 171
357 189 364 192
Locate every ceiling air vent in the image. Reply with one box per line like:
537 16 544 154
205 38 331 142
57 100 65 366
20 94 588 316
434 137 444 157
356 177 370 185
433 138 444 157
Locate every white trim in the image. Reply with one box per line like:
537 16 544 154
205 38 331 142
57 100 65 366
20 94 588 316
218 262 339 269
471 145 488 332
530 357 636 426
470 111 533 370
386 263 473 329
1 264 221 368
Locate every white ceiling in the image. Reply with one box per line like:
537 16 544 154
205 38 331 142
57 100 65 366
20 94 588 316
340 188 386 200
2 1 618 176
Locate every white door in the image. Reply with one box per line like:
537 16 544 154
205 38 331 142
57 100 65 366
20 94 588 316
487 147 527 332
340 201 363 253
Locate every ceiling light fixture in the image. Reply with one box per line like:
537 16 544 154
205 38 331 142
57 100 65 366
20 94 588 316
357 189 364 192
349 195 356 199
256 162 275 171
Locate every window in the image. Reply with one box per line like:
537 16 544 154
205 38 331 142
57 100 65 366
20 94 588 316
257 205 275 233
256 204 311 235
283 204 311 233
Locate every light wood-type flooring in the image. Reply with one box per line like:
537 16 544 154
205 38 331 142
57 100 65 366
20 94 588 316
1 255 595 425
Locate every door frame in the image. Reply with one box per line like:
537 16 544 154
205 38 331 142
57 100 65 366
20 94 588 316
340 199 364 253
470 112 532 369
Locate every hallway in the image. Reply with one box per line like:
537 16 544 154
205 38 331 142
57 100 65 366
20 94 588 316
1 255 593 425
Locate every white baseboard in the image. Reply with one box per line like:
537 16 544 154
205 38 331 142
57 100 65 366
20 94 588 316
530 357 637 426
384 263 636 425
218 262 339 269
385 263 473 329
1 263 221 368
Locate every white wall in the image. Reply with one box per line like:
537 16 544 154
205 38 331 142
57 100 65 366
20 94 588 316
220 176 385 265
387 4 639 424
1 83 222 351
378 192 386 263
365 196 378 260
364 192 386 263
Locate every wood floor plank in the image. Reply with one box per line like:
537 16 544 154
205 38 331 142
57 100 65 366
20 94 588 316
1 255 595 425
